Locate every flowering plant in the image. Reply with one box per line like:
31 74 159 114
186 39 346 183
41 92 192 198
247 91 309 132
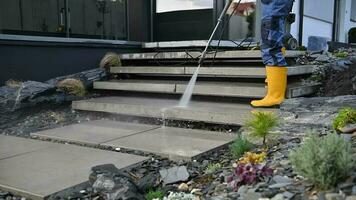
227 163 273 190
238 152 267 165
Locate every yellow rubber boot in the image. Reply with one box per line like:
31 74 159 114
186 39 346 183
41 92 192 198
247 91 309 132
251 66 287 108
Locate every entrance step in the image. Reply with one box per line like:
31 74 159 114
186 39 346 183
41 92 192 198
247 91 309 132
119 50 304 60
110 65 316 78
31 120 236 161
0 135 147 200
93 80 319 98
142 40 257 49
72 96 277 125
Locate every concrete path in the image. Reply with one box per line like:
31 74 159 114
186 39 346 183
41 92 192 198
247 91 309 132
31 120 236 161
0 135 147 200
72 96 277 125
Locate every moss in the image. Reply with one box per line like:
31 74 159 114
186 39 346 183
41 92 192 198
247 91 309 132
332 107 356 131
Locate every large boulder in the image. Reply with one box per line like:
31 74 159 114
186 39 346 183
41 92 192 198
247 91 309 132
89 164 145 200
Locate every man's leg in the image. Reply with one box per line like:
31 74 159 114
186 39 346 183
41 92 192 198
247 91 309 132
251 1 292 108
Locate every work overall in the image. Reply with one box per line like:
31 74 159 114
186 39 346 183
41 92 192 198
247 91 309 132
251 0 294 107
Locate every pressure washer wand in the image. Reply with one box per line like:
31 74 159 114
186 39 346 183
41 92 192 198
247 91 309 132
178 0 234 107
197 0 234 67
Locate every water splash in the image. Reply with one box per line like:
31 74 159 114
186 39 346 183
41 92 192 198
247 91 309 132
12 83 25 111
178 66 200 107
160 107 168 127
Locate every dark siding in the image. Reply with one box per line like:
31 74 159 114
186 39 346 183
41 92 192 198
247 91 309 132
155 9 214 41
0 40 141 85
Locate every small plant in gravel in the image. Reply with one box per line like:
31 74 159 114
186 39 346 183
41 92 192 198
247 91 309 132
238 152 267 165
245 111 278 145
228 151 272 190
146 189 164 200
163 192 196 200
57 78 86 97
290 134 354 190
333 51 349 58
227 162 273 190
205 163 222 174
332 107 356 131
230 135 254 159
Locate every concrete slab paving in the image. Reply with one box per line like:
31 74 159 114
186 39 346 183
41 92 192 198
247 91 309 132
0 135 147 200
72 96 277 125
0 135 53 159
31 120 159 145
103 126 236 161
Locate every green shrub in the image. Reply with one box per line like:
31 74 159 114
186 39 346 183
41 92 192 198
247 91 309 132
332 107 356 131
205 163 222 174
230 135 254 158
290 134 354 190
146 189 164 200
245 111 278 145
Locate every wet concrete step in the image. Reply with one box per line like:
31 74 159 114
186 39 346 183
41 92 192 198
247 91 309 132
0 135 147 200
93 79 319 98
142 40 258 49
119 50 304 60
110 65 315 78
72 96 277 126
31 119 236 161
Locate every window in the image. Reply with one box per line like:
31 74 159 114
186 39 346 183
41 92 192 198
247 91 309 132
156 0 214 13
0 0 128 40
351 0 356 22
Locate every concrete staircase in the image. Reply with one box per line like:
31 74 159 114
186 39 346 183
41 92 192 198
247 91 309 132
73 46 318 126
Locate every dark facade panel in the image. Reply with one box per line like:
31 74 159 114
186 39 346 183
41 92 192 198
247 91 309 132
0 40 141 84
154 9 214 41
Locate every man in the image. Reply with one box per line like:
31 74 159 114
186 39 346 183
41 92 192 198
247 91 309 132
231 0 294 107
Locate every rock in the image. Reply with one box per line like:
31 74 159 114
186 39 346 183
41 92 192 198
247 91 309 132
159 166 190 185
0 81 55 112
283 191 295 199
269 182 292 189
325 193 343 200
137 172 160 192
315 54 331 62
237 185 249 196
308 36 329 51
272 175 293 184
353 186 356 195
241 192 262 200
178 183 189 192
46 68 107 89
89 164 144 200
340 124 356 133
271 193 284 200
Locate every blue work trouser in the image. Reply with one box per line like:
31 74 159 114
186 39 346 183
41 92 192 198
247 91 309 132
261 0 294 66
